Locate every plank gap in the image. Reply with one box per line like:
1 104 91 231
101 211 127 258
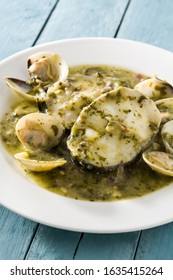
133 230 142 260
114 0 132 38
23 223 40 260
73 233 84 259
32 0 60 46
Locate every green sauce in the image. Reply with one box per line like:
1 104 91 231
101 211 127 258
0 65 172 202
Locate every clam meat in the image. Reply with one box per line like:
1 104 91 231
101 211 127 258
5 52 69 102
27 52 69 83
15 112 65 151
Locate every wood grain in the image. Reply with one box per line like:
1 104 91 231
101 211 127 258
0 0 57 60
36 0 129 43
25 0 139 261
1 0 173 260
135 224 173 260
0 0 57 260
117 0 173 260
117 0 173 51
0 207 37 260
25 225 81 260
74 232 140 260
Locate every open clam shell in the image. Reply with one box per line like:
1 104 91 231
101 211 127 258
134 77 173 100
161 120 173 154
14 151 66 172
142 151 173 176
5 77 36 101
27 52 69 83
5 52 69 101
155 97 173 123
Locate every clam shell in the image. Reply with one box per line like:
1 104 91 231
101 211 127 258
5 77 36 101
27 52 69 83
15 112 64 151
155 97 173 123
161 120 173 154
14 151 66 172
134 77 173 100
5 52 69 101
143 151 173 176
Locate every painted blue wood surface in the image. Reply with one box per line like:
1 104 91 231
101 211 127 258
0 0 58 260
24 0 142 261
25 226 81 260
117 0 173 260
0 0 57 60
0 0 133 260
0 207 37 260
74 232 140 260
1 0 173 260
36 0 129 43
117 0 173 51
135 224 173 260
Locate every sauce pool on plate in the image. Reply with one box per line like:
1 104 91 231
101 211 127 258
0 64 172 201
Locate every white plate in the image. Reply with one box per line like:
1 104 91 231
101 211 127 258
1 37 173 233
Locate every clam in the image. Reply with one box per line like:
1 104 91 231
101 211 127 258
161 120 173 154
14 151 66 172
155 97 173 123
142 151 173 176
5 52 69 101
134 77 173 100
5 77 44 102
15 112 65 151
27 52 69 83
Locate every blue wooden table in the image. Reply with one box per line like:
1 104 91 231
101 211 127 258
1 0 173 260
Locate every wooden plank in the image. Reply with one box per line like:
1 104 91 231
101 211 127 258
24 0 142 261
36 0 129 43
0 0 57 260
25 225 81 260
74 232 140 260
0 0 57 60
0 207 37 260
117 0 173 51
4 0 173 261
117 0 173 259
135 223 173 259
21 0 173 261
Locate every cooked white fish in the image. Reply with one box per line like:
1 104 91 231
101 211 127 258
67 87 161 169
46 73 121 129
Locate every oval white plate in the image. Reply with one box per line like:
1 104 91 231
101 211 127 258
1 38 173 233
